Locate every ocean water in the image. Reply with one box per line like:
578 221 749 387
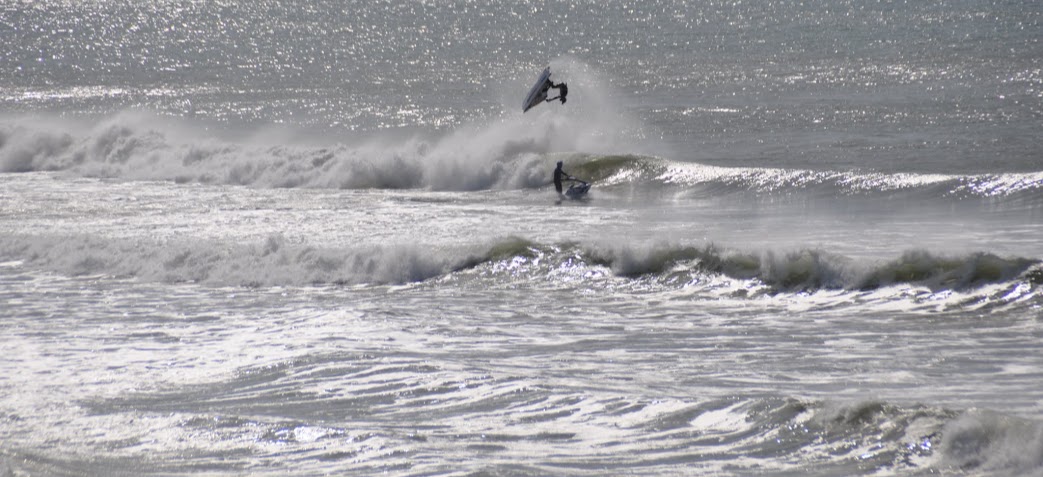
2 0 1042 475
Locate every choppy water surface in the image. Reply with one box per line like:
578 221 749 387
2 0 1042 475
2 171 1041 476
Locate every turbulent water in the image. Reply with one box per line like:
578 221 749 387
2 0 1043 475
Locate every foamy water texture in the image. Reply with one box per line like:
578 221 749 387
2 167 1042 476
2 117 1042 477
2 0 1043 475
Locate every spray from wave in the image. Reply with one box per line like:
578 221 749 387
0 112 547 190
0 59 663 191
3 110 1041 199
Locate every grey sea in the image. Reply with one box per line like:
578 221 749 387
2 0 1042 475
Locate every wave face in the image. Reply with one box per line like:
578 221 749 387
581 243 1041 292
0 113 558 191
3 114 1043 204
578 155 1043 200
3 233 1038 305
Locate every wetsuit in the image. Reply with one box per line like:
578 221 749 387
553 165 570 194
548 82 568 104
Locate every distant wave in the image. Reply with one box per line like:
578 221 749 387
572 154 1043 199
3 113 1042 200
0 233 483 287
2 233 1038 302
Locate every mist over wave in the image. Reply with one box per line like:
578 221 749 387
0 112 552 190
3 111 1040 202
0 59 657 191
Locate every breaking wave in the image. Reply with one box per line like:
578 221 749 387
572 154 1043 199
2 233 1039 305
0 112 556 190
585 243 1041 292
3 113 1042 201
0 233 486 287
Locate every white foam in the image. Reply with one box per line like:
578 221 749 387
0 233 480 287
0 60 660 193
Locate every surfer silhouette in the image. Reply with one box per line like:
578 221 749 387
553 160 572 194
547 81 568 104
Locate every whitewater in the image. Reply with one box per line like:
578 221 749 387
2 0 1042 475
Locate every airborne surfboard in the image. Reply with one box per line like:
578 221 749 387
522 67 552 113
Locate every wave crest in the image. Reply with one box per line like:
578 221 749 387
2 232 1038 295
0 233 485 286
5 113 1042 199
579 243 1038 292
0 113 586 191
564 154 1043 198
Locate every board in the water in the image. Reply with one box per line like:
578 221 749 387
522 67 552 113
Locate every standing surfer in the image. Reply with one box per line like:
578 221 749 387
553 161 573 195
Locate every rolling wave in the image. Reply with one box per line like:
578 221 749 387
3 233 1038 302
0 112 558 190
571 154 1043 199
0 233 479 287
3 113 1041 200
584 243 1041 292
